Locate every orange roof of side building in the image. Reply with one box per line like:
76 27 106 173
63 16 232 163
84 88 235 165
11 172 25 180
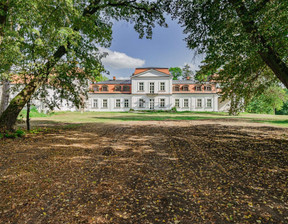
133 68 170 75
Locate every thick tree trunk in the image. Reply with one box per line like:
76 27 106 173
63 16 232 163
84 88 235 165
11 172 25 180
0 78 10 116
26 99 31 131
0 79 41 131
229 0 288 88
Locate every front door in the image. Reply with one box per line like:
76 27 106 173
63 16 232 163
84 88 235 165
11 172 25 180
149 99 155 110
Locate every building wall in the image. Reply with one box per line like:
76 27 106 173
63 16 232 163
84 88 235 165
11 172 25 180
87 93 132 112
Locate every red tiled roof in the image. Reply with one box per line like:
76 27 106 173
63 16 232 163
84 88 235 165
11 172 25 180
133 68 170 75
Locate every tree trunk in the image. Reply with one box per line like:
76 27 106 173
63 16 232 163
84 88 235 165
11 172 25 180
0 78 10 116
0 79 41 131
26 99 31 131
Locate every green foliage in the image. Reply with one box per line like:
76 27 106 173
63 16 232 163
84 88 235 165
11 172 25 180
0 0 167 128
169 67 183 80
182 64 193 80
1 129 26 139
171 106 177 112
20 106 49 118
247 85 288 114
164 0 288 113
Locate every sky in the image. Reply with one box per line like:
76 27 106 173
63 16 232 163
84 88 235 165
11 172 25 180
100 16 204 80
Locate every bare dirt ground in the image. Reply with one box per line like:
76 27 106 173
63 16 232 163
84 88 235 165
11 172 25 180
1 119 288 223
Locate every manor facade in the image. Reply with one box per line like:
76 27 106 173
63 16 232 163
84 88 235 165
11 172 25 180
88 68 228 112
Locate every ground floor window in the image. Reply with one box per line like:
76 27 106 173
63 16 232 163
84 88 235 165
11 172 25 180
103 99 108 108
150 99 155 109
175 99 180 108
115 99 121 108
160 98 165 108
197 99 202 108
183 99 189 108
139 99 145 108
206 99 212 108
92 99 98 108
124 99 129 108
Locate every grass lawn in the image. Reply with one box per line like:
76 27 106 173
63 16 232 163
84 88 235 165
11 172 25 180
29 111 288 127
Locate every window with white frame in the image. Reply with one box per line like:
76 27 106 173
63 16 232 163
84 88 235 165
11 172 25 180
206 99 212 108
184 99 189 108
139 99 145 108
160 82 165 91
205 86 212 91
150 83 155 93
196 99 202 108
92 99 98 108
114 85 121 91
115 99 121 108
175 99 180 108
124 99 129 108
195 86 202 91
139 82 144 91
103 99 108 108
160 98 165 108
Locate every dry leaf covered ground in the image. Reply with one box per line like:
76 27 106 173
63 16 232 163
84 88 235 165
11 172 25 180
0 117 288 223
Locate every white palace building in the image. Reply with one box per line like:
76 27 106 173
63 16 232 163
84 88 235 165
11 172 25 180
88 68 229 112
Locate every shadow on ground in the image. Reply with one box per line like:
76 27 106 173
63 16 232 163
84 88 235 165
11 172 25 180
1 122 288 223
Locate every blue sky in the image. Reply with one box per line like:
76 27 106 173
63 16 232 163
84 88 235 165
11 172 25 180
101 16 204 79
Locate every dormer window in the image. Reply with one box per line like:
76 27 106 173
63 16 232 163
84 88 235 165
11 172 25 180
205 86 212 91
195 86 202 91
174 86 180 91
114 85 121 91
183 85 189 91
123 86 130 91
102 85 108 91
93 86 99 92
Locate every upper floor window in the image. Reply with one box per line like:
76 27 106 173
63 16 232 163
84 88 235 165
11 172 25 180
115 99 121 108
93 86 99 92
160 98 165 108
174 86 180 91
183 85 189 91
92 99 98 108
160 82 165 91
175 99 180 108
138 82 144 91
150 83 155 93
197 99 202 108
195 86 202 91
102 86 108 91
124 99 129 108
206 99 212 108
123 86 130 91
103 99 108 108
114 85 121 91
205 86 212 91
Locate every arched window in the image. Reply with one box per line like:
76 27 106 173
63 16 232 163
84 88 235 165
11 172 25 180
102 85 108 91
195 85 202 91
123 86 130 91
182 85 189 91
174 85 180 91
204 85 212 91
93 86 99 91
114 85 121 91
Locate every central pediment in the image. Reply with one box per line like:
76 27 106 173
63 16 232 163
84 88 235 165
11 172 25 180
132 68 171 78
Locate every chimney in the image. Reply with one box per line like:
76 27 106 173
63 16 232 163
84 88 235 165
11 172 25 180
187 76 190 80
113 76 116 81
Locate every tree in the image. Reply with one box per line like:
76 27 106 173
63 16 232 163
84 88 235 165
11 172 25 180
0 0 166 131
163 0 288 112
182 64 193 80
169 67 182 80
247 85 288 115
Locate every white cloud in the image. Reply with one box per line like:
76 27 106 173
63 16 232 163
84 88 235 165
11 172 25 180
99 47 145 69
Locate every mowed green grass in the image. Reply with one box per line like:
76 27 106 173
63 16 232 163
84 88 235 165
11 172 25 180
31 111 288 127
